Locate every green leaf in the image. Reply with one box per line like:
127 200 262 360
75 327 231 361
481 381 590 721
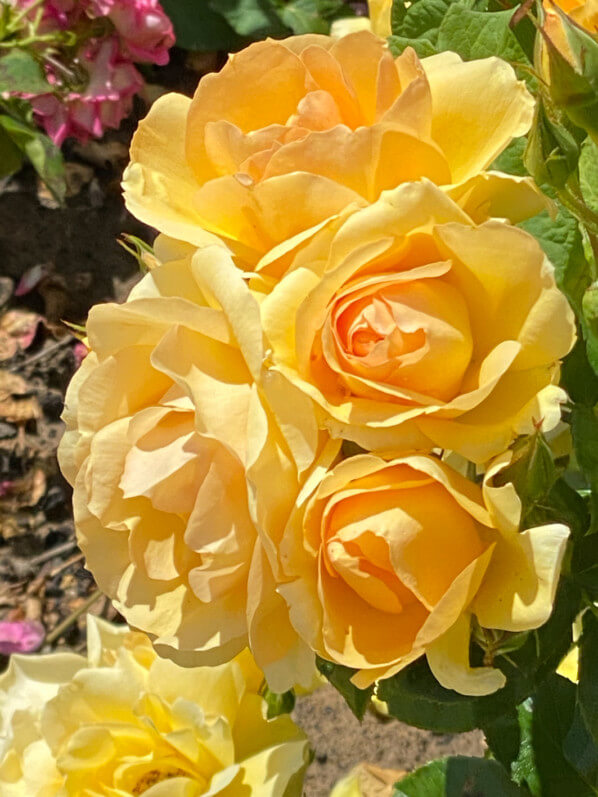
527 477 588 539
394 756 526 796
561 339 598 407
0 114 65 203
279 0 350 33
494 431 558 526
0 49 51 94
572 534 598 596
390 0 455 44
564 703 598 789
387 35 437 57
160 0 244 51
483 710 522 775
262 686 296 718
0 117 23 177
380 578 580 733
520 204 588 320
209 0 288 37
571 405 598 531
315 657 373 720
436 5 528 62
580 139 598 216
491 136 528 176
524 98 582 189
510 699 542 795
578 611 598 746
377 656 528 734
531 675 596 796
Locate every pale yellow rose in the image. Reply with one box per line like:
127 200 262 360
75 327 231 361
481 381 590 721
0 616 309 796
368 0 392 37
271 452 568 693
260 180 576 463
330 763 404 797
123 32 541 271
58 242 337 692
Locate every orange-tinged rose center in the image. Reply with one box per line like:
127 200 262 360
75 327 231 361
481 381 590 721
322 273 474 403
320 476 486 618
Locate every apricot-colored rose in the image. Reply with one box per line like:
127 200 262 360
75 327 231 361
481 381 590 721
273 453 568 693
260 180 576 463
0 616 309 796
545 0 598 55
58 243 334 691
123 32 540 270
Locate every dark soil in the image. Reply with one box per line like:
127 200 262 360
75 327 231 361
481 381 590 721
0 135 483 795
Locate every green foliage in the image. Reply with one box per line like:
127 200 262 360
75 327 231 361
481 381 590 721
376 656 526 733
580 140 598 215
280 0 351 34
0 107 65 202
390 0 532 63
436 5 527 62
160 0 354 50
394 756 527 796
579 612 598 746
495 432 558 526
160 0 245 50
377 578 580 734
316 656 374 720
262 686 297 718
483 679 598 796
212 0 289 37
0 49 51 94
525 98 583 190
390 0 454 47
571 405 598 532
531 676 596 795
543 8 598 143
0 121 23 177
387 35 437 57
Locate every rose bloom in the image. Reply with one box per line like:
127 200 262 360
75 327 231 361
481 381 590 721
271 451 569 693
123 31 540 270
92 0 175 65
259 180 576 463
0 616 309 796
58 242 334 691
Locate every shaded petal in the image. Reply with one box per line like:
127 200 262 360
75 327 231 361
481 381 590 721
422 54 534 183
426 613 506 696
472 524 569 631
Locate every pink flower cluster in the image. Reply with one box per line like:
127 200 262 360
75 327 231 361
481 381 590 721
16 0 174 145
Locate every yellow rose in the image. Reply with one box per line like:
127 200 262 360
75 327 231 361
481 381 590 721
123 32 540 270
58 243 336 692
273 452 568 693
368 0 393 37
0 616 309 796
260 180 576 463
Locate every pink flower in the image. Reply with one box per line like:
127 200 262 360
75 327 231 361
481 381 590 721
0 621 45 655
91 0 175 64
12 0 80 29
31 36 143 145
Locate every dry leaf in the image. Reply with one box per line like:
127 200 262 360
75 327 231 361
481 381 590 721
72 139 128 169
0 309 42 362
65 162 94 197
0 370 41 424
